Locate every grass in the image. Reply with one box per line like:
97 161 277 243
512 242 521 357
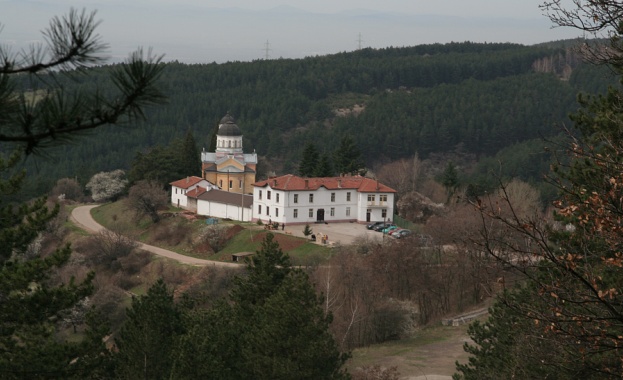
347 323 472 377
89 200 332 263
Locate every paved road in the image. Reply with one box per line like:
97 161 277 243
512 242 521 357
71 205 240 268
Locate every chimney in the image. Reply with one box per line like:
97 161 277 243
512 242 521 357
337 179 342 188
186 176 189 184
305 179 309 189
273 179 277 187
376 179 379 191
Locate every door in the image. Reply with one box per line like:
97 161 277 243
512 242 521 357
366 209 371 222
316 208 325 222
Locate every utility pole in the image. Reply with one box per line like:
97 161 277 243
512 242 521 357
356 32 364 50
264 40 271 60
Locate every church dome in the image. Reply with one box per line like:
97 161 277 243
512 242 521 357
218 113 242 136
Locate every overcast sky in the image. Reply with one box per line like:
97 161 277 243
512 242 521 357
2 0 583 63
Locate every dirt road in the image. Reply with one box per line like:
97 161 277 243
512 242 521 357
70 205 240 268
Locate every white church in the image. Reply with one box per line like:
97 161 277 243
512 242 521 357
170 113 396 224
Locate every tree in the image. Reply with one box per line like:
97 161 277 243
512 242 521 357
171 233 349 379
334 136 366 176
299 141 319 177
127 180 168 223
86 169 128 202
114 280 184 380
177 129 201 178
51 177 84 201
0 8 164 378
540 0 623 69
128 145 179 186
303 223 313 238
441 161 459 203
230 233 350 379
83 229 138 271
0 9 166 155
457 84 623 376
314 152 335 177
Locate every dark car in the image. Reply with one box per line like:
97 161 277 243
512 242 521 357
366 221 385 230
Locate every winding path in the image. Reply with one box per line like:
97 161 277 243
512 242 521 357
70 205 240 268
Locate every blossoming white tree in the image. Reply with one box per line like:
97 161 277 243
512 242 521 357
86 169 128 202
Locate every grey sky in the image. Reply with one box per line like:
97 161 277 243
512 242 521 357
2 1 583 63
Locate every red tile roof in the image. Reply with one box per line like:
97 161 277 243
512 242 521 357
253 174 396 193
186 186 207 199
170 176 204 189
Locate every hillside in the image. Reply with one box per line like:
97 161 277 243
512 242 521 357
8 41 618 200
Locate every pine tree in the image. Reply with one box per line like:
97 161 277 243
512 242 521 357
299 142 320 177
334 136 366 176
314 153 335 177
231 233 349 379
0 8 165 378
114 280 184 380
459 82 623 377
172 234 350 379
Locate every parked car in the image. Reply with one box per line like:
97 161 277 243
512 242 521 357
382 225 399 234
387 227 404 236
393 229 412 239
366 221 385 230
373 223 395 232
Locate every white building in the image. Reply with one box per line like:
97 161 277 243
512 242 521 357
169 176 217 208
252 175 396 225
196 189 253 221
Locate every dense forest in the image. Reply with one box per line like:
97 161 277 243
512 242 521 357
9 41 618 200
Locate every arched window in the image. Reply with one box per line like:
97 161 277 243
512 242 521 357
228 140 231 148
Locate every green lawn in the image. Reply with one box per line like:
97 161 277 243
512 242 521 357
89 201 332 264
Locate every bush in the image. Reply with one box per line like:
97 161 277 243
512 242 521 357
80 229 138 271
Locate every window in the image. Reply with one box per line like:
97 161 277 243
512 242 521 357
309 194 314 203
267 207 270 215
347 192 351 201
294 209 298 218
382 209 387 218
331 193 335 202
276 193 280 203
175 188 178 194
267 191 271 200
219 180 223 187
330 207 335 216
239 180 243 189
346 207 351 216
380 194 388 202
309 209 313 217
294 194 298 203
259 190 262 200
367 194 375 202
229 180 233 189
275 208 279 217
258 205 262 214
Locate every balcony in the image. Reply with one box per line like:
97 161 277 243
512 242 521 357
367 201 387 207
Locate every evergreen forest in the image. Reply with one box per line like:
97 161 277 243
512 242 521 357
8 40 619 200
